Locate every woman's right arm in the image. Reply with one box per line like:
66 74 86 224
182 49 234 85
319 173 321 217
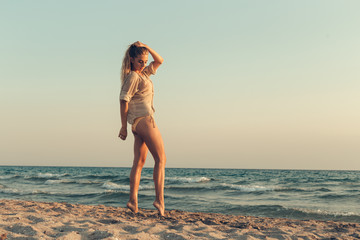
119 100 128 140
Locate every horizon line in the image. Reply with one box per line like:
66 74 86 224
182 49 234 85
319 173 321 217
0 165 359 172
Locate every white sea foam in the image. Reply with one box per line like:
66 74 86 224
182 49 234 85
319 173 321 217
222 183 276 192
32 190 50 194
139 185 155 190
0 175 16 180
45 179 74 185
288 207 359 218
0 188 19 194
102 182 130 191
37 173 68 178
0 187 50 195
141 176 154 181
102 182 154 191
167 177 211 183
77 180 101 184
38 173 56 178
24 173 63 179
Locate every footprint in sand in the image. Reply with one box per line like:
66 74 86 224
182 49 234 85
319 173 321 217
97 219 121 224
5 224 37 236
26 215 45 224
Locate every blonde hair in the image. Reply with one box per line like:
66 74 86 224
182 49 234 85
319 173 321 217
121 43 149 85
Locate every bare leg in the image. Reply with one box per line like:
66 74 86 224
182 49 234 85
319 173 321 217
136 116 166 216
127 132 148 213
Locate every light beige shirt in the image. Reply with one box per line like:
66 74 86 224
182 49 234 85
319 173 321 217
120 62 156 124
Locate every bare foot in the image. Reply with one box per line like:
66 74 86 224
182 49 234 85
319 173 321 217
153 201 165 216
127 201 138 213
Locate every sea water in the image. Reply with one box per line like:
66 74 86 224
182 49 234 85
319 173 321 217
0 166 359 223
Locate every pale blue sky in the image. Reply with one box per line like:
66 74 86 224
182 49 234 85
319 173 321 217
1 0 359 170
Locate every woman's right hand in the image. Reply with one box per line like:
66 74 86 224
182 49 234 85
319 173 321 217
133 41 147 48
118 127 127 140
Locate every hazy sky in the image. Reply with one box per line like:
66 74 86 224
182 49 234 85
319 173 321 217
1 0 359 170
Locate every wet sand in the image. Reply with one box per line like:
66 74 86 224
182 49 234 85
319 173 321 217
0 199 359 239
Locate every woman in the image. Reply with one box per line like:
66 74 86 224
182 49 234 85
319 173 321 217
118 41 166 216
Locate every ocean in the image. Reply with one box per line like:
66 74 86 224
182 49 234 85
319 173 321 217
0 166 359 223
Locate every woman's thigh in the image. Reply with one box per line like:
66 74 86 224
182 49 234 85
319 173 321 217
133 133 148 162
135 116 165 161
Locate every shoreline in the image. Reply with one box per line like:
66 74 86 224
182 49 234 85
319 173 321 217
1 199 359 239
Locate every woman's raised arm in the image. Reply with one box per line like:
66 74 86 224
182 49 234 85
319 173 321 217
134 41 163 72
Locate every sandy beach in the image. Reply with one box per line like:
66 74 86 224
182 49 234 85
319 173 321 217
0 199 359 239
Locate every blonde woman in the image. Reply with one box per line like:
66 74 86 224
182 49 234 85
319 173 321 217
118 41 166 216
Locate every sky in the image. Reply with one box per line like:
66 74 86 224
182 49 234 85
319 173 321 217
1 0 359 170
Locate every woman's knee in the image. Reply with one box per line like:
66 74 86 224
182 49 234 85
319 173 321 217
133 156 147 168
154 153 166 165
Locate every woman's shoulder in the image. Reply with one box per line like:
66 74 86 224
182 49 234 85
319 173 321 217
125 71 141 82
128 71 138 77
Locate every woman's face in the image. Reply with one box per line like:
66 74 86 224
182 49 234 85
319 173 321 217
131 54 148 73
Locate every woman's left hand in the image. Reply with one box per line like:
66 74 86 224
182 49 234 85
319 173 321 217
118 127 127 140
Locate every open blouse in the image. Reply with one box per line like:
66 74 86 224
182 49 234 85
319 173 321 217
119 62 157 124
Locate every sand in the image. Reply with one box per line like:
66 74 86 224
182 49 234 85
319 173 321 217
0 199 359 240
